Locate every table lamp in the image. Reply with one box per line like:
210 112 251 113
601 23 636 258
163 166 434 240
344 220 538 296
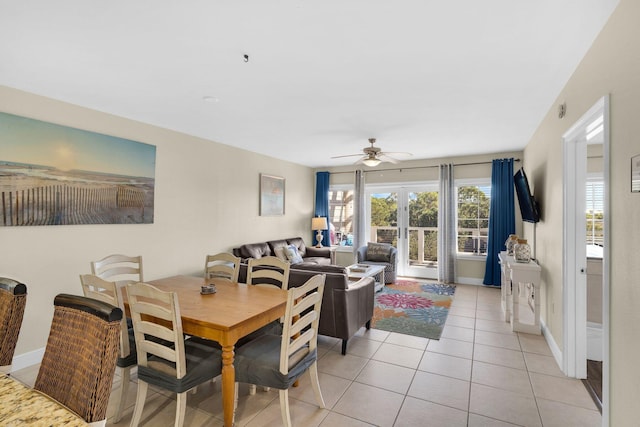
311 217 328 247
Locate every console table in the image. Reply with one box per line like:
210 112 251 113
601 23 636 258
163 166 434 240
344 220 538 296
498 251 542 334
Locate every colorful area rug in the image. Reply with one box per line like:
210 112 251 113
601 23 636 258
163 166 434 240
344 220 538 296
371 279 456 340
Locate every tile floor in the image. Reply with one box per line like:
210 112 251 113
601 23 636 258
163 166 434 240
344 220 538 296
11 284 601 426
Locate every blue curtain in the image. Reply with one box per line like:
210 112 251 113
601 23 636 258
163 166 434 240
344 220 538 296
483 159 515 286
314 171 330 246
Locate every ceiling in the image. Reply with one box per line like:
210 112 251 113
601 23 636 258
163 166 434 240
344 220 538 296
0 1 619 168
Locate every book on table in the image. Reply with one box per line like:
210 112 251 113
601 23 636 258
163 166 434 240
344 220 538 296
350 264 369 272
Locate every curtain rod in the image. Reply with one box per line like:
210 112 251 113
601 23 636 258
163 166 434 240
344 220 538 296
327 158 521 175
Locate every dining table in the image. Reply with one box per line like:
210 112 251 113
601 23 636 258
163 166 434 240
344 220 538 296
0 374 89 426
144 275 288 427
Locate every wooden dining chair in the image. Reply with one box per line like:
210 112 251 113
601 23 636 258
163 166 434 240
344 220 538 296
91 254 143 287
244 256 292 394
246 256 290 290
233 274 326 427
204 252 240 282
0 277 27 375
127 282 223 427
34 294 122 426
79 274 134 423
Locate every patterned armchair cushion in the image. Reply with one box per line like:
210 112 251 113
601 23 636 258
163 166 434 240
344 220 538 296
366 242 392 262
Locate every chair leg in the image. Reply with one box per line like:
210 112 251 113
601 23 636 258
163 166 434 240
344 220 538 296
341 339 347 355
129 380 149 427
308 362 325 409
366 320 371 329
113 366 130 423
279 389 292 427
176 391 187 427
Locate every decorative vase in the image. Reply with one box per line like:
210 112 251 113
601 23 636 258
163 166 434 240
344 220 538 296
514 239 531 263
505 234 519 256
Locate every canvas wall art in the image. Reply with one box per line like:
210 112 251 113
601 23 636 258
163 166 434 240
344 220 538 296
259 174 285 216
0 112 156 226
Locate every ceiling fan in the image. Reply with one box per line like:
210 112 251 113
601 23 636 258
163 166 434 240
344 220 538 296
331 138 412 167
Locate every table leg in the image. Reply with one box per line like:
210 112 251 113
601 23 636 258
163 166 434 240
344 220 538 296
221 344 235 427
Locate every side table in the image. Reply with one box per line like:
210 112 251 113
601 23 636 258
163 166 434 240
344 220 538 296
499 252 542 334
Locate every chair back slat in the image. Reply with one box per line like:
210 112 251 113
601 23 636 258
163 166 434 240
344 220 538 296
205 253 240 282
247 256 290 290
91 254 143 288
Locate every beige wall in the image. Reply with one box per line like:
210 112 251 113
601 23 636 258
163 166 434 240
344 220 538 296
0 85 315 359
523 0 640 424
322 151 523 283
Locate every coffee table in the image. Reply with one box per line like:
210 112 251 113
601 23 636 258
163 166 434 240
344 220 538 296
346 263 387 292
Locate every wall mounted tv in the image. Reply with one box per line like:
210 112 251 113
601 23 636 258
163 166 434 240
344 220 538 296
514 168 540 223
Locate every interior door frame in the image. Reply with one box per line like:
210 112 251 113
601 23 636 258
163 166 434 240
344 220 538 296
562 95 610 425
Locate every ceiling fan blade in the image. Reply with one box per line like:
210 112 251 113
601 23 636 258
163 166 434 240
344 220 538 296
378 154 399 164
382 151 413 157
330 153 365 159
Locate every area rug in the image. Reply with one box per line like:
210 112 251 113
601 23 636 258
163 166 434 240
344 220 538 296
371 279 456 340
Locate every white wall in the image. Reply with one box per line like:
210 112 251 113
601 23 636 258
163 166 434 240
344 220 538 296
523 0 640 424
0 85 315 358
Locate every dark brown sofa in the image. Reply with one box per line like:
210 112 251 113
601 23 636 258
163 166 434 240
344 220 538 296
233 237 332 265
233 238 375 355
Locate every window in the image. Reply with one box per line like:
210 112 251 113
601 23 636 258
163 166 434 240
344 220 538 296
456 181 491 256
328 186 354 246
586 178 604 246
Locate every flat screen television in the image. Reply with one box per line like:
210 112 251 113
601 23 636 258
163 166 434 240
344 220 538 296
514 168 540 223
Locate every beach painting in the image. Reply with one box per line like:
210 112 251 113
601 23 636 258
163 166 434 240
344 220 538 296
0 112 156 226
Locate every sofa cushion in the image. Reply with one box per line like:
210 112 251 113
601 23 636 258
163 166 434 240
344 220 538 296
267 239 289 254
284 245 304 264
367 242 391 262
291 263 347 275
273 246 288 261
239 242 271 259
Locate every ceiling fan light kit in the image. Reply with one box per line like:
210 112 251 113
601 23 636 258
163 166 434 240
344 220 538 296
362 157 381 167
330 138 412 167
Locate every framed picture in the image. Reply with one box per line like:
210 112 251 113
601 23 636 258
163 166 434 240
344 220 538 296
0 112 156 226
632 154 640 193
260 174 285 216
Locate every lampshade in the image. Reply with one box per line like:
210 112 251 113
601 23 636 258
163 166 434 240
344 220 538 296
311 216 328 231
362 157 381 167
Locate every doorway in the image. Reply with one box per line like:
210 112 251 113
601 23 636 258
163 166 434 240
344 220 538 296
562 95 609 423
366 184 439 279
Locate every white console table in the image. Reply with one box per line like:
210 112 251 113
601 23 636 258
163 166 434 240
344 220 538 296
498 251 542 334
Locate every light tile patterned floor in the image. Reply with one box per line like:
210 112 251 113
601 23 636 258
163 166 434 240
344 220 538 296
11 284 601 426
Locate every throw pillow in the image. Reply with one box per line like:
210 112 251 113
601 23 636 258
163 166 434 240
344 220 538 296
367 242 391 262
284 244 303 264
273 246 288 262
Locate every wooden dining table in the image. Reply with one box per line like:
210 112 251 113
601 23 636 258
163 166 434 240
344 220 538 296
144 275 288 427
0 374 89 426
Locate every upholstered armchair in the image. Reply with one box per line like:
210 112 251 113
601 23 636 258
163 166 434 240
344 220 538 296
356 242 398 284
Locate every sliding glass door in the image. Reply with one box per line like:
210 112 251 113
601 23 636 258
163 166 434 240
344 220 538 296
367 184 439 279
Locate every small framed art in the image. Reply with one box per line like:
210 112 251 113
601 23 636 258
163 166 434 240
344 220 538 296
259 174 285 216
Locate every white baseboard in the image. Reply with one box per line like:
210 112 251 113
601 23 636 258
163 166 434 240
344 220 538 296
456 277 485 286
11 348 45 373
541 318 563 371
